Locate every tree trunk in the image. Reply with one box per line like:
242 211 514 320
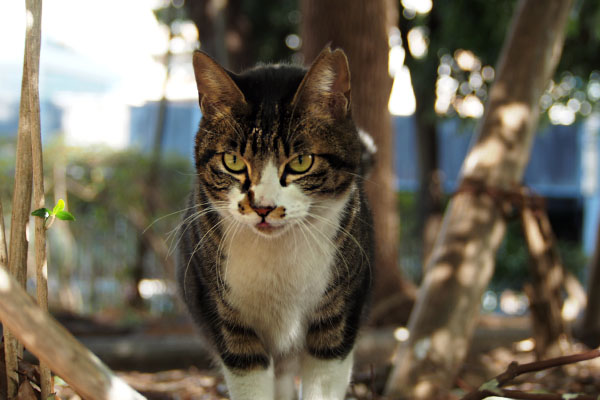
25 0 53 396
4 0 37 393
579 218 600 348
184 0 253 71
522 207 567 358
385 0 574 397
301 0 415 325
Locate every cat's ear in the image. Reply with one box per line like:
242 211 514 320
192 51 247 115
292 46 351 119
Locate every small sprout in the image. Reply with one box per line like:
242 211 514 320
31 199 75 229
52 199 65 215
55 210 75 221
31 208 50 219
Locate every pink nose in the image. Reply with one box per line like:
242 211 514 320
252 206 274 217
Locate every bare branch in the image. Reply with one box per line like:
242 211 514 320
460 349 600 400
0 264 147 400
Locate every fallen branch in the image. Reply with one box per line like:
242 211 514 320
460 348 600 400
474 389 596 400
0 262 146 400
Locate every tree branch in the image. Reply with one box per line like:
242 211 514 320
0 262 147 400
460 349 600 400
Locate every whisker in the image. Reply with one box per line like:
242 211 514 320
182 214 231 299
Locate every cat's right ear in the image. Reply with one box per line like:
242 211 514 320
192 51 247 115
291 46 351 120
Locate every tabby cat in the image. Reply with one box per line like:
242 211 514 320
177 46 374 400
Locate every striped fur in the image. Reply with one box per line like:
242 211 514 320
177 47 374 400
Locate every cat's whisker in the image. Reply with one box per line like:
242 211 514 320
306 211 373 288
306 211 371 270
183 214 232 299
215 218 242 294
294 220 321 269
143 205 201 235
300 217 352 283
220 219 243 295
339 170 380 187
168 203 230 258
308 204 374 229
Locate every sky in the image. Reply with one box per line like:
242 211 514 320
0 0 197 105
0 0 417 150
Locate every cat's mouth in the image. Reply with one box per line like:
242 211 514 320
255 220 283 234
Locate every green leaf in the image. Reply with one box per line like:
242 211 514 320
52 199 65 215
55 211 75 221
31 208 50 219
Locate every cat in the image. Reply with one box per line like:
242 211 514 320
177 46 374 400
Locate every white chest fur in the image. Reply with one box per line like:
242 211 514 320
222 200 347 355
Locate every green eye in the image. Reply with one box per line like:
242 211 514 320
223 153 246 173
288 154 314 174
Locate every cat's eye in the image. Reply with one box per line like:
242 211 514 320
287 154 314 174
222 153 246 173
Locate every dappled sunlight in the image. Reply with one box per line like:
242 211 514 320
497 102 530 133
407 27 428 59
0 265 11 291
427 262 453 284
108 375 147 400
463 101 529 175
394 326 410 342
413 380 435 398
515 338 536 352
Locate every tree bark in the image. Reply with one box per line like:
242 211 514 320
0 262 146 400
4 0 38 393
24 0 53 396
184 0 253 71
0 201 6 272
385 0 574 397
579 219 600 348
301 0 415 325
522 207 567 358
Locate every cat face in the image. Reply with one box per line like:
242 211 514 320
192 47 361 237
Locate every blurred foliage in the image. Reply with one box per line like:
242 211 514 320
397 192 587 291
1 139 193 316
154 0 298 65
493 220 587 291
403 0 600 123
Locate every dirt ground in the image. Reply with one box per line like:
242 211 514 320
9 314 600 399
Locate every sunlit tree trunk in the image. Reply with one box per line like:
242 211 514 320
579 219 600 348
522 206 567 358
301 0 416 325
385 0 575 397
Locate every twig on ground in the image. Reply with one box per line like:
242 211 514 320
460 348 600 400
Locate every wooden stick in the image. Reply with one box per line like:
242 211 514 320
0 262 147 400
5 1 35 393
0 200 7 268
460 348 600 400
25 0 53 397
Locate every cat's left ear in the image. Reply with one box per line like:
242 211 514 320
192 51 247 115
292 46 351 119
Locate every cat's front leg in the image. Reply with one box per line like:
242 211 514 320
300 350 353 400
223 363 275 400
217 322 274 400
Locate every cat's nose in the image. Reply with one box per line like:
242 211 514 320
252 205 275 217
